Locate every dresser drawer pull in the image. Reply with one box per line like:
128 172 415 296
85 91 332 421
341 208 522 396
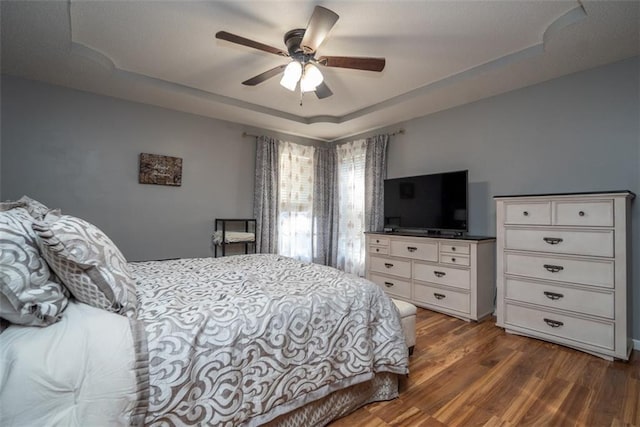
376 239 381 243
451 258 457 262
433 293 446 300
543 291 564 300
543 318 564 328
407 246 417 252
579 211 585 217
434 271 446 278
543 264 564 273
384 282 394 288
543 237 563 245
375 248 380 252
523 211 529 216
384 263 394 268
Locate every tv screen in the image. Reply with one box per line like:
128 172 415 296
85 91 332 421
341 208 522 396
384 170 468 232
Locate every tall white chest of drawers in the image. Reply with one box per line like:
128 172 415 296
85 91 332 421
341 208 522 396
365 233 496 321
494 191 634 360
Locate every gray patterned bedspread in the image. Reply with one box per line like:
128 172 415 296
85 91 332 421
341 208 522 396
130 254 409 426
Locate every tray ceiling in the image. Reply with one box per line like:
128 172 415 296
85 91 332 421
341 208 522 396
1 1 638 141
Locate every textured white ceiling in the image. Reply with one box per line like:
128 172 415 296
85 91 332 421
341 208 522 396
1 1 638 141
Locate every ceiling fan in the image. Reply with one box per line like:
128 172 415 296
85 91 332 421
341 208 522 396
215 6 385 100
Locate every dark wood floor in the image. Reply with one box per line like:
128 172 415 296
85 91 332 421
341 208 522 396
330 308 640 426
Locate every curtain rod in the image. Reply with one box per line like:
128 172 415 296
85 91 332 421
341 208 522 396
243 129 404 139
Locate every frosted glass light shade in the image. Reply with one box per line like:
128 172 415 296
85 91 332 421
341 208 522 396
300 64 324 93
280 61 302 91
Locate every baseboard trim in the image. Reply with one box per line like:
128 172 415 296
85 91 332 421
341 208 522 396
634 339 640 351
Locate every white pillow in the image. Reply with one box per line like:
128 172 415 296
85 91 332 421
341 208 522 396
32 215 138 318
0 207 69 326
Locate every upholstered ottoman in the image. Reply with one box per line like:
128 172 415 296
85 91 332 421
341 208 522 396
392 299 417 355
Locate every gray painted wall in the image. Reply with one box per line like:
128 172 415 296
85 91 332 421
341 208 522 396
0 76 316 261
2 57 638 339
341 57 640 340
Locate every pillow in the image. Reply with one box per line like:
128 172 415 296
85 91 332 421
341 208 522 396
0 207 69 326
32 215 138 317
0 200 27 211
18 195 60 220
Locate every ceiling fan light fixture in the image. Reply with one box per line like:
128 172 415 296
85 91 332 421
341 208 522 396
280 61 302 91
300 63 324 93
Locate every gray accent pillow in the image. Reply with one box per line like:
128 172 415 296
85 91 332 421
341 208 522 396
32 215 138 318
0 207 69 326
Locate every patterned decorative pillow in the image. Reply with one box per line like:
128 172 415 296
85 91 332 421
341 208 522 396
32 215 138 318
0 207 69 326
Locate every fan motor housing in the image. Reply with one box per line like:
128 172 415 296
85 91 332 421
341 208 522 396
284 29 306 56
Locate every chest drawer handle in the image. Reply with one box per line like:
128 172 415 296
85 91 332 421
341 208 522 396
578 211 585 217
384 282 394 288
543 237 563 245
407 246 417 252
451 247 456 251
433 293 446 300
523 211 529 216
376 248 380 252
384 263 394 268
451 258 456 262
543 318 564 328
543 291 564 300
434 271 446 277
543 264 564 273
376 239 381 243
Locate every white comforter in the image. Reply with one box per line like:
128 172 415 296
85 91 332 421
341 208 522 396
0 301 139 426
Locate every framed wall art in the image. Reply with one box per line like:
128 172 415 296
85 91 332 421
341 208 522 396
139 153 183 186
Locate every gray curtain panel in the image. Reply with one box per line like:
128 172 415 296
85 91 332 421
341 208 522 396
253 136 280 253
312 146 338 267
364 134 389 232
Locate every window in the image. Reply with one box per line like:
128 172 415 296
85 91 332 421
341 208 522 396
336 140 367 276
278 141 315 262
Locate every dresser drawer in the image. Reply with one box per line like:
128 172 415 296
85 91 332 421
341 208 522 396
369 256 411 279
414 283 470 314
369 274 411 299
390 240 438 261
369 245 389 255
554 200 613 227
504 228 614 258
504 253 614 289
505 303 614 350
505 278 614 319
439 242 470 255
414 262 471 290
439 254 470 266
369 236 390 246
505 202 551 225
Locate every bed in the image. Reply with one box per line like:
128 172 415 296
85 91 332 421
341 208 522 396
0 199 409 426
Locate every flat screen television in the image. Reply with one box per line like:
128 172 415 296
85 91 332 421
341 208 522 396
383 170 468 233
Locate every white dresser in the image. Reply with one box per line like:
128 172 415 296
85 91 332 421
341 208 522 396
494 191 634 360
365 233 495 321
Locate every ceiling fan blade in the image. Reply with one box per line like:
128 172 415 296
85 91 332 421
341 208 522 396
216 31 289 57
242 64 288 86
300 6 339 54
317 56 386 72
314 81 333 99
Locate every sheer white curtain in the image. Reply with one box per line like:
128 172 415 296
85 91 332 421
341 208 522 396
278 141 315 262
336 140 367 276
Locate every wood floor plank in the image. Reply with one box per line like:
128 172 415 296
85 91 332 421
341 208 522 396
329 308 639 427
